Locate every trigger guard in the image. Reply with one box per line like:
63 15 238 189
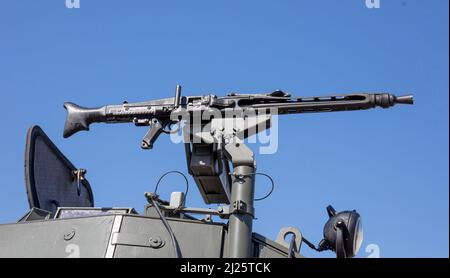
162 121 181 134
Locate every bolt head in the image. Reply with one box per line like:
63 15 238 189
64 229 76 241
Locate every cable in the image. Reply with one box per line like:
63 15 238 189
301 237 331 252
287 233 297 258
147 170 189 258
154 170 189 202
146 192 182 258
229 172 275 201
301 237 320 251
254 173 275 201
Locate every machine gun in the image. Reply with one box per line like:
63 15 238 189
63 85 413 142
63 85 413 258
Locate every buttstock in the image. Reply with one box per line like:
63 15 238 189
63 102 106 138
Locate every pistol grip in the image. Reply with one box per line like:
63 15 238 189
141 119 164 149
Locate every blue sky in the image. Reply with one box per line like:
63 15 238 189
0 0 448 258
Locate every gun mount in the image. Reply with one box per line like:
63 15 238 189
0 85 413 258
59 85 413 258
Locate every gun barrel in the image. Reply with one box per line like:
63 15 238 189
250 93 413 115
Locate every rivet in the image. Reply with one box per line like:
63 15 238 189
64 229 76 241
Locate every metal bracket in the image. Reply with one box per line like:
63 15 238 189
111 232 165 249
17 207 52 222
158 205 231 219
230 200 255 218
189 114 271 145
224 142 255 167
72 168 86 196
275 227 303 256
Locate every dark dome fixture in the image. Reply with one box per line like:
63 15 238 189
302 205 363 258
320 205 363 258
